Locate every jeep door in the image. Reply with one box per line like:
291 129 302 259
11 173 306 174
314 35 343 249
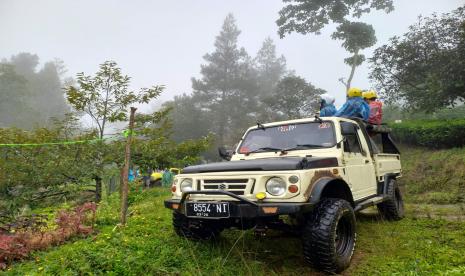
340 122 377 200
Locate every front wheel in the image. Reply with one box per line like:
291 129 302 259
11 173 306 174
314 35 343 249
302 198 356 274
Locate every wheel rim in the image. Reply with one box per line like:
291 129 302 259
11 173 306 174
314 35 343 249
335 214 353 256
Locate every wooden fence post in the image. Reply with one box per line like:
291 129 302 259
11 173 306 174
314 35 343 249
120 107 137 225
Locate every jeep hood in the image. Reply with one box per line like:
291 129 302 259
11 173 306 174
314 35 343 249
182 157 335 174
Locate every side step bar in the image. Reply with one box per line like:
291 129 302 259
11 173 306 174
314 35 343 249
354 196 386 212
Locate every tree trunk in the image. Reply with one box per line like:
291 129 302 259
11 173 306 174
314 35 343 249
119 167 124 200
94 141 104 203
95 176 102 202
218 90 226 146
346 50 359 93
120 107 137 225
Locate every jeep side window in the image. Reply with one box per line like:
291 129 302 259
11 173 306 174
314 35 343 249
340 122 362 153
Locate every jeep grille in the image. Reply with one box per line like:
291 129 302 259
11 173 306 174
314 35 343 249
201 179 249 195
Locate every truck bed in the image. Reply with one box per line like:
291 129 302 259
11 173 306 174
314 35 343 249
373 154 401 180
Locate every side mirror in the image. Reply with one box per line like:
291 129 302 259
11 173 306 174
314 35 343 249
218 146 232 161
337 137 346 149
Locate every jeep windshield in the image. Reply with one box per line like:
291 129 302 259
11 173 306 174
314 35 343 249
238 122 336 154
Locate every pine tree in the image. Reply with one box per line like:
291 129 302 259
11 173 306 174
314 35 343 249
254 37 288 121
254 37 287 98
192 14 257 146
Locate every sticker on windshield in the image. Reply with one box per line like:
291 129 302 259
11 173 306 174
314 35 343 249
278 125 297 132
319 122 331 129
239 147 250 154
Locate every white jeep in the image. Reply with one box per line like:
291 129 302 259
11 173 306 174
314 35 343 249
164 116 404 273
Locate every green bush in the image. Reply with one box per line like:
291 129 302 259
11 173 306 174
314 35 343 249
391 119 465 148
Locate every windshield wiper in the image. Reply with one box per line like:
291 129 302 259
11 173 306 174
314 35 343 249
245 147 283 155
283 144 326 151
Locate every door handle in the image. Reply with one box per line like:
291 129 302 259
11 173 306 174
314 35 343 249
364 159 370 164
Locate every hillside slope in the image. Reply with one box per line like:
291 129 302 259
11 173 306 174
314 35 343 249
399 146 465 204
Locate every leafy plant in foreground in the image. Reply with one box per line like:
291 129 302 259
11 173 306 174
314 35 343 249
0 202 97 269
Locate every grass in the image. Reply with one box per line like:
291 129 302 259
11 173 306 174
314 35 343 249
4 146 465 275
4 187 465 275
398 146 465 204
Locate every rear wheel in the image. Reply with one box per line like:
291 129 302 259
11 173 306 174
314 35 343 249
302 198 356 274
377 178 404 220
172 212 223 241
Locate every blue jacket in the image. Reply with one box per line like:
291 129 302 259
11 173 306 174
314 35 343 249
335 97 370 121
320 103 337 117
128 169 135 182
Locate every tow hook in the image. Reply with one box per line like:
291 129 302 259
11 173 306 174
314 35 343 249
254 224 267 237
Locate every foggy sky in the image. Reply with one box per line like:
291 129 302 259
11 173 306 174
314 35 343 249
1 0 463 111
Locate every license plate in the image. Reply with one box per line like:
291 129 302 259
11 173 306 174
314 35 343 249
185 202 230 218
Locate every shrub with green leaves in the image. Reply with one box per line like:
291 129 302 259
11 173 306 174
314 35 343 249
0 116 100 219
391 119 465 148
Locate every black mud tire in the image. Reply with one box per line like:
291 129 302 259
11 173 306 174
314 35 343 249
172 212 222 241
303 198 356 274
377 178 404 221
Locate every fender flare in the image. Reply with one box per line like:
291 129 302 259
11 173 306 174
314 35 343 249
308 177 354 207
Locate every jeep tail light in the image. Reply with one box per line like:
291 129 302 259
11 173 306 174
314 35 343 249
171 185 176 192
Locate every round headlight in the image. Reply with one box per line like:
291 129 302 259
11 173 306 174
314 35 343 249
180 178 193 192
266 177 286 196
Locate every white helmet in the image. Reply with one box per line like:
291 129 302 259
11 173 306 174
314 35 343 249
320 93 335 104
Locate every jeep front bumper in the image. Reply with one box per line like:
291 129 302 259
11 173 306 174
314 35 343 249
164 190 314 218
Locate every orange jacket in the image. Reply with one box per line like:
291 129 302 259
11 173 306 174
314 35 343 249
368 101 383 125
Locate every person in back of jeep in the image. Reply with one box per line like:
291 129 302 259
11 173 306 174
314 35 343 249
363 90 383 125
335 87 369 120
319 93 337 117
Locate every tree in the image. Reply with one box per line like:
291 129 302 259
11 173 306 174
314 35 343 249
0 53 70 128
9 52 39 78
370 6 465 112
132 111 212 169
0 114 98 217
263 75 325 120
332 21 376 91
33 61 70 123
254 38 289 122
162 94 211 143
65 61 164 201
276 0 394 91
192 14 258 146
0 64 32 128
66 61 164 139
254 37 287 97
106 107 213 171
